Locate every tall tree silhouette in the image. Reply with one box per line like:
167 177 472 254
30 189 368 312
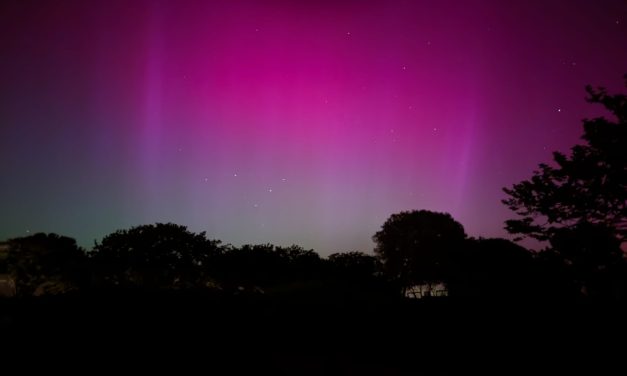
503 76 627 242
373 210 466 292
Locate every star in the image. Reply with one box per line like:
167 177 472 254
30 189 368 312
268 188 273 193
233 173 238 177
557 108 561 112
402 66 407 70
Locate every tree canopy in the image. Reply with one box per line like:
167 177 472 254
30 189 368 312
328 252 379 280
548 222 625 298
373 210 466 288
502 76 627 242
5 233 86 296
502 76 627 299
90 223 222 289
453 237 536 299
214 244 322 290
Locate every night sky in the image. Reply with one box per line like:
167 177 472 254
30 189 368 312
1 0 625 255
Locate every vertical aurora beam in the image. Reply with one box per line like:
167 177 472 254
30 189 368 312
444 87 483 214
2 1 623 253
137 4 166 214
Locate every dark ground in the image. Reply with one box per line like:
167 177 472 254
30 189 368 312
1 291 625 375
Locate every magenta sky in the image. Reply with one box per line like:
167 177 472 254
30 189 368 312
1 0 625 254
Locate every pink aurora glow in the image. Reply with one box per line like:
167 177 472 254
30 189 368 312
0 1 625 254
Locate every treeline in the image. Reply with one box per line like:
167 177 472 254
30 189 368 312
374 210 627 302
0 223 386 300
2 216 626 302
2 220 625 376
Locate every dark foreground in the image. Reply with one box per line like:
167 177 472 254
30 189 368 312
2 291 626 375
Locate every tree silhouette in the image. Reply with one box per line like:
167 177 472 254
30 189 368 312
373 210 467 292
5 233 87 296
214 244 323 292
453 238 536 299
90 223 223 290
548 222 626 299
215 244 283 290
328 252 379 281
503 76 627 242
279 245 324 281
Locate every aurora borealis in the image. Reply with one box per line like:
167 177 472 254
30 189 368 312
1 0 625 254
